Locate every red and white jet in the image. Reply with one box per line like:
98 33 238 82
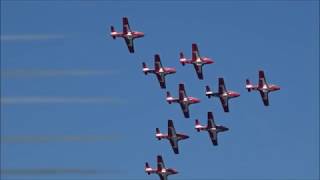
110 17 144 53
195 112 229 146
142 54 176 89
156 120 189 154
145 155 178 180
166 83 200 118
206 78 240 112
179 43 214 80
246 70 280 106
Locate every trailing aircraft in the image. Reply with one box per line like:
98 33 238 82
156 120 189 154
179 43 214 80
110 17 144 53
142 54 176 89
145 155 178 180
206 78 240 112
195 112 229 146
166 83 200 118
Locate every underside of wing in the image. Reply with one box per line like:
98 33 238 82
180 104 190 118
158 174 167 180
124 38 134 53
192 43 200 61
220 97 229 112
209 131 218 146
122 17 131 34
169 139 179 154
154 54 163 71
258 70 268 88
157 155 165 169
178 84 187 100
156 74 166 89
218 78 227 94
259 91 269 106
193 64 203 80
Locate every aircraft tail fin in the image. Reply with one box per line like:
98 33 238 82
195 119 201 132
179 52 186 66
166 91 173 104
110 26 116 39
156 128 161 140
205 85 213 98
145 162 151 175
246 79 252 92
142 62 148 75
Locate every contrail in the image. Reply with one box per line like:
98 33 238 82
0 168 124 176
1 135 121 143
1 97 126 105
1 69 118 78
0 34 65 41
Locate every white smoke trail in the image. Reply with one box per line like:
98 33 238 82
0 34 65 41
1 168 124 175
1 97 126 105
1 135 121 143
1 69 118 78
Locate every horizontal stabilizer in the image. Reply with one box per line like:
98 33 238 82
110 26 116 39
246 79 252 92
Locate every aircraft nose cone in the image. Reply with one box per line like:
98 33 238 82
194 98 200 103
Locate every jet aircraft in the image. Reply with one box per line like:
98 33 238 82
145 155 178 180
245 70 280 106
166 83 200 118
156 120 189 154
205 78 240 112
142 54 176 89
179 43 214 80
110 17 144 53
195 112 229 146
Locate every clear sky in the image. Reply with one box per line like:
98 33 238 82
1 1 319 180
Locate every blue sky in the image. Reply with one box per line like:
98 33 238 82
1 1 319 180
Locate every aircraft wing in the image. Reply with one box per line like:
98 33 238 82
193 64 204 80
154 54 163 72
178 84 187 100
258 70 268 88
259 91 269 106
122 17 131 34
192 43 200 61
209 130 218 146
220 97 229 112
207 112 216 129
158 174 167 180
168 120 176 136
169 139 179 154
156 74 166 89
124 38 134 53
157 155 165 170
180 104 190 118
218 78 227 94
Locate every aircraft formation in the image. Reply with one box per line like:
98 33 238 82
110 17 280 180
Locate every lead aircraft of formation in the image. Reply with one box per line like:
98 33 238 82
245 70 280 106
